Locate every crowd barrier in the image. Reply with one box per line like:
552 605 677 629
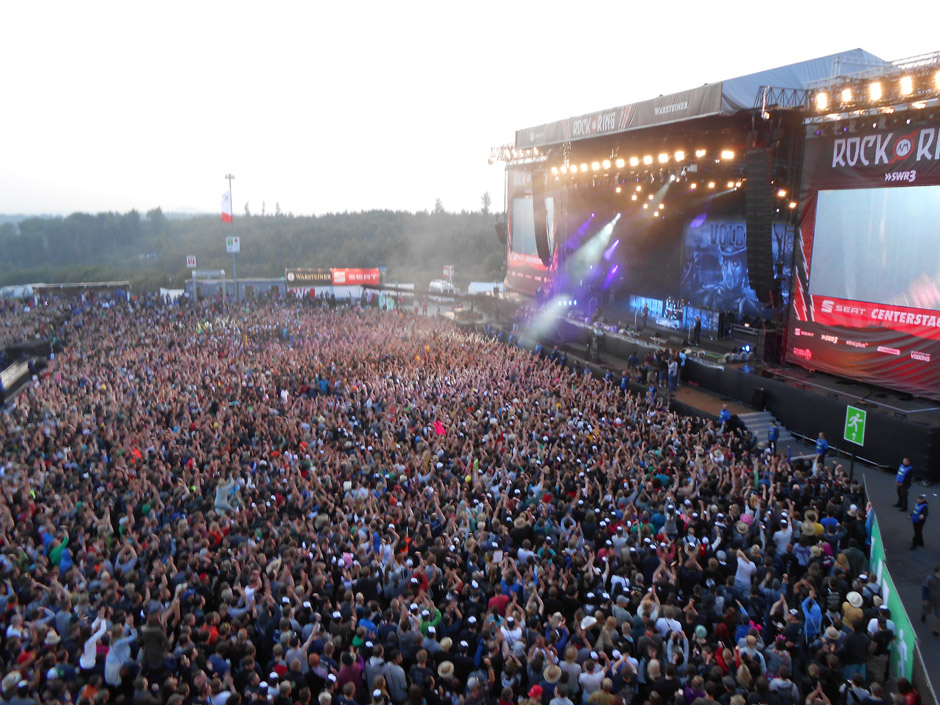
866 483 937 704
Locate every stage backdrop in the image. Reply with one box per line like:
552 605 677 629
680 216 793 317
787 122 940 399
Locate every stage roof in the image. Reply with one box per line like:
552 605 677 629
514 49 886 149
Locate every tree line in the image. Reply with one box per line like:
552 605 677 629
0 208 506 292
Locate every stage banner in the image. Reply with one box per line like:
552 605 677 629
786 122 940 399
285 268 331 285
680 217 793 317
515 84 723 148
332 268 380 286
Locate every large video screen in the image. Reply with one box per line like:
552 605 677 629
809 186 940 306
506 167 555 295
680 217 793 317
511 196 555 257
788 124 940 399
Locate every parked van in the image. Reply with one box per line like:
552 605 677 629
428 279 456 295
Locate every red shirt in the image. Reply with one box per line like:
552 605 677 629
488 593 510 616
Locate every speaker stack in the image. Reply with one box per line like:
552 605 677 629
532 170 552 267
745 148 779 307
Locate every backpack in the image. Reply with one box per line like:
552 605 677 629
774 682 799 705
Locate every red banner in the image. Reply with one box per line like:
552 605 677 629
787 119 940 399
332 268 380 286
810 296 940 343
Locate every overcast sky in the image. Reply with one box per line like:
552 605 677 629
1 1 937 217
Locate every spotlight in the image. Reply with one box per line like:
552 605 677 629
615 158 625 168
869 81 882 101
580 163 588 172
841 88 852 103
788 201 797 209
726 181 735 189
669 174 676 182
560 165 568 174
777 188 787 198
815 92 829 111
658 203 664 210
570 164 578 173
720 150 734 160
643 155 653 165
707 181 716 189
642 203 649 209
658 153 669 164
551 166 558 175
734 181 742 188
631 194 637 201
690 183 697 190
591 161 601 171
635 185 642 192
615 186 622 193
900 75 913 96
674 150 685 162
695 149 707 158
743 345 751 353
629 157 639 167
602 159 611 170
648 194 654 201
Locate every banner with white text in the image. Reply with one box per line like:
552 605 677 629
787 121 940 399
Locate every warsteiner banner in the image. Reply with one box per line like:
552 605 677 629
680 217 792 316
285 268 331 285
787 122 940 399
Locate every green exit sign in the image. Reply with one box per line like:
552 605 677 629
844 405 867 446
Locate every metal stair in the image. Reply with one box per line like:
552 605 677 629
737 410 795 450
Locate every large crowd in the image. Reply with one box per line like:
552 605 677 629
0 298 67 352
0 296 917 705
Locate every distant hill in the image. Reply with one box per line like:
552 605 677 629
0 214 40 226
0 208 506 292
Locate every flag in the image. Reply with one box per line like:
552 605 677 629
221 191 233 223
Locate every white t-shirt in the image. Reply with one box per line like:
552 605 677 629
735 556 757 586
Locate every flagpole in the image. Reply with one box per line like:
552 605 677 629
225 173 237 303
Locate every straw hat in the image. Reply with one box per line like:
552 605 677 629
801 522 816 537
543 665 562 684
437 661 454 679
847 592 863 608
735 521 749 536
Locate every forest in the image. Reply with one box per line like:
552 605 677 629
0 207 507 292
